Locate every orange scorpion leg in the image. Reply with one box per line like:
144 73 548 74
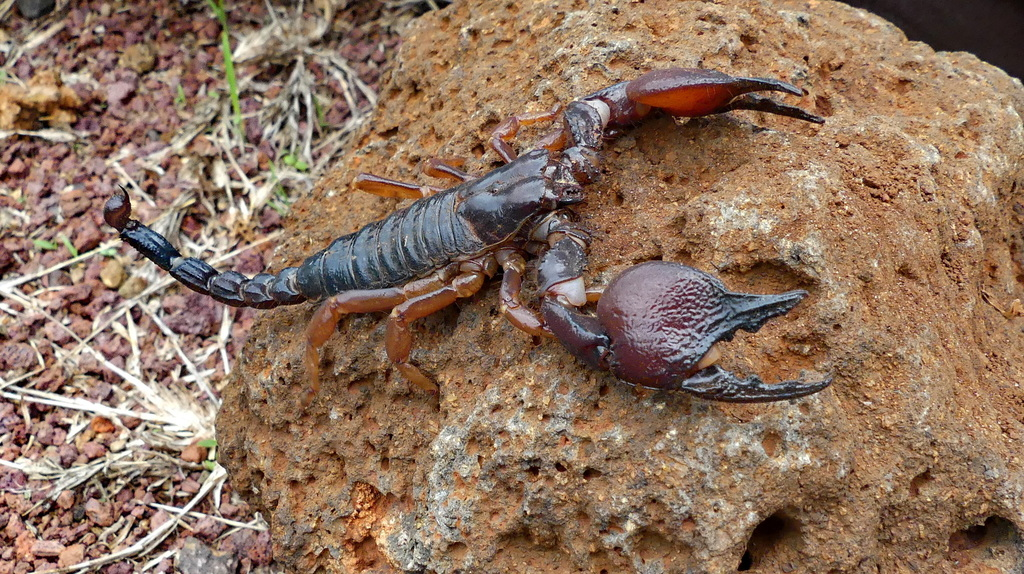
496 249 549 337
304 289 408 406
352 173 443 199
490 103 564 163
385 271 487 392
354 158 474 199
422 157 474 182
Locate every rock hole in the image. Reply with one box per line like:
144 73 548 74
526 465 541 478
380 457 390 472
909 469 932 497
814 94 833 117
583 468 602 481
948 515 1022 560
761 430 782 458
598 383 611 397
554 462 567 472
448 541 467 560
613 191 625 206
739 509 803 571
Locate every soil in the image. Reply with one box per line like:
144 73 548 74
0 0 408 571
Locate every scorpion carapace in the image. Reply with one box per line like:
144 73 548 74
104 67 828 405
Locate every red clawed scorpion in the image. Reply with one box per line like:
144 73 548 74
104 68 832 405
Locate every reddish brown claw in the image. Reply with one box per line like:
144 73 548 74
624 68 825 123
542 260 831 403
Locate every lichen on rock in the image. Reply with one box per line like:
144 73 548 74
217 0 1024 572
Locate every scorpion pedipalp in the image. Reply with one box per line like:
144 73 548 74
539 250 831 403
622 68 826 124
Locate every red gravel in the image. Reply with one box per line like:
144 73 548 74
0 0 404 570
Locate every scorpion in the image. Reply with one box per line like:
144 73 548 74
104 67 832 405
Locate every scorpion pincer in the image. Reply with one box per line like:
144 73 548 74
104 68 830 405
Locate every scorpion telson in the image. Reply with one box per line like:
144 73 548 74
104 67 830 405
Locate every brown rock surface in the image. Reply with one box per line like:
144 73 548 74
217 0 1024 572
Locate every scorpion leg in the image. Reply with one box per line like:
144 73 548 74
490 103 564 163
355 158 473 199
422 158 474 182
353 173 442 199
385 270 487 391
496 249 549 337
304 288 408 406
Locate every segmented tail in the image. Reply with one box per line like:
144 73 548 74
103 187 306 308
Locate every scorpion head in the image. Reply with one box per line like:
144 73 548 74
458 150 585 244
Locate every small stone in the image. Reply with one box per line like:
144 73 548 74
55 490 75 510
118 43 157 74
179 477 201 494
192 515 225 541
176 537 238 574
13 532 33 560
15 0 55 19
83 498 115 527
105 79 138 107
180 443 208 464
99 259 126 289
57 544 85 568
81 441 106 460
0 343 36 372
117 275 148 299
150 509 170 530
30 540 63 557
90 416 116 434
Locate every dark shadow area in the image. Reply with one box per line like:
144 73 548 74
845 0 1024 79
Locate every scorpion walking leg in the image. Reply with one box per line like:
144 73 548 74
490 103 565 163
422 158 474 182
385 270 487 391
496 249 549 337
353 173 443 199
304 288 409 406
355 159 474 199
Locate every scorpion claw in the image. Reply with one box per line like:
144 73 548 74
673 365 833 403
540 252 831 403
620 67 824 123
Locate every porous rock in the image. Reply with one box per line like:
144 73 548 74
217 0 1024 572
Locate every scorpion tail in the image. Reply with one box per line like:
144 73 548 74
624 68 825 124
103 187 306 309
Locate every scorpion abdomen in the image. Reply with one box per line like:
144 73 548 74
296 187 484 299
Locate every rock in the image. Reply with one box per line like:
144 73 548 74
83 499 115 527
57 544 85 568
15 0 54 20
30 540 63 557
176 537 238 574
180 442 208 464
217 0 1024 572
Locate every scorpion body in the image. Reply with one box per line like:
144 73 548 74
105 68 831 404
104 150 582 308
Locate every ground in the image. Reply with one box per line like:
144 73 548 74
0 0 426 571
217 0 1024 572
